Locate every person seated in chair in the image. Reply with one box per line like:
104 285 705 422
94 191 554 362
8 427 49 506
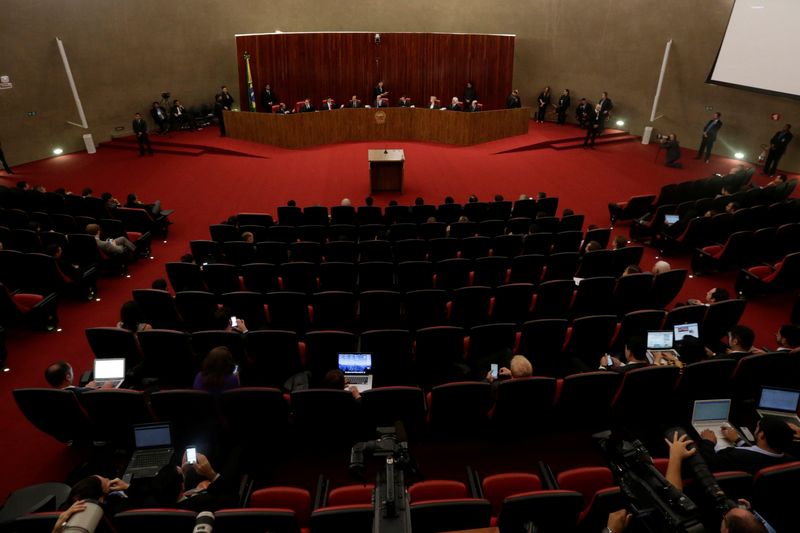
44 360 107 391
398 95 412 107
171 99 195 130
45 244 84 282
322 97 337 111
697 416 796 474
101 191 120 209
299 98 315 112
485 354 533 384
428 96 441 110
686 287 730 306
775 324 800 352
193 347 240 394
147 452 240 512
467 100 481 112
321 369 362 401
125 192 161 215
345 95 362 108
150 102 170 134
85 223 136 260
600 336 650 373
713 325 765 359
375 96 389 108
446 97 461 111
275 102 291 114
117 300 152 333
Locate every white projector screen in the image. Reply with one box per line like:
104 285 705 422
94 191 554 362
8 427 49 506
709 0 800 98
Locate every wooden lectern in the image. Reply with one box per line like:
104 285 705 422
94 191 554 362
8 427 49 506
369 149 405 193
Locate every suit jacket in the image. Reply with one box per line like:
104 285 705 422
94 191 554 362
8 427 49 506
576 103 592 117
468 104 481 112
506 94 521 108
557 95 571 111
428 102 441 110
299 104 316 113
323 102 337 111
261 89 276 108
703 119 723 140
588 110 604 132
599 98 614 117
447 104 461 111
220 93 234 108
172 105 187 118
132 118 148 135
398 99 412 107
537 92 551 109
770 130 793 152
608 361 649 373
346 100 362 108
214 101 226 118
150 106 168 123
697 440 793 474
375 99 389 108
373 86 387 100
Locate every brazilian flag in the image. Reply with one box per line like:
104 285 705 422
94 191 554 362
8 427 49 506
245 53 257 112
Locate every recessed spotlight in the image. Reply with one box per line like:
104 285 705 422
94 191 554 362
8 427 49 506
56 328 63 332
53 148 64 155
688 275 694 279
3 367 10 372
95 298 101 302
734 152 745 160
149 256 154 260
162 240 168 244
125 274 131 278
615 120 625 127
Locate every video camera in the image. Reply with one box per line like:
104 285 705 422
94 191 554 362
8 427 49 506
349 425 415 533
595 430 738 533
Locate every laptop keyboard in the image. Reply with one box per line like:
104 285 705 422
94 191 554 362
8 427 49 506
347 375 368 385
129 449 172 469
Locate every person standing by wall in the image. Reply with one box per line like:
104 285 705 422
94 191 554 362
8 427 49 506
132 113 153 156
763 124 792 177
555 89 570 125
0 139 13 174
696 112 723 163
536 86 551 123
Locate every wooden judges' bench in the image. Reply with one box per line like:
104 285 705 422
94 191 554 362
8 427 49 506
224 107 530 148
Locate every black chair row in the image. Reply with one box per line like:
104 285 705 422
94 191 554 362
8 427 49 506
142 274 688 337
0 249 97 301
654 167 756 206
692 224 800 275
240 197 561 228
736 251 800 298
15 348 800 452
210 213 588 246
87 301 746 391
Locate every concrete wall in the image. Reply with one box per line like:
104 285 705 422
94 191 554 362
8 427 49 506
1 0 798 171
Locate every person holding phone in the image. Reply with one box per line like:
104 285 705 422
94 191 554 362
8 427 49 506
193 347 239 393
147 451 239 512
598 336 650 373
485 355 533 383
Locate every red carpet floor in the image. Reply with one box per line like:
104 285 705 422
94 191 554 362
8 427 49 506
0 121 796 500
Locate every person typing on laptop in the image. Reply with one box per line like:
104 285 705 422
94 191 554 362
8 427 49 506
322 369 362 401
44 360 112 392
697 416 796 474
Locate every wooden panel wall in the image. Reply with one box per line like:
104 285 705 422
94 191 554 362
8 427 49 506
224 107 530 148
235 32 515 112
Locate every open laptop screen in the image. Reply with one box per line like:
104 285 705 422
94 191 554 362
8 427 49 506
693 400 731 422
664 214 679 225
647 331 673 350
133 423 172 448
338 353 372 374
759 388 800 412
673 323 699 341
94 358 125 380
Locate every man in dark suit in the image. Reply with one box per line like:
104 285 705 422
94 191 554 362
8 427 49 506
219 85 234 109
214 94 228 137
275 103 291 114
583 104 604 148
555 89 571 125
132 113 154 156
171 99 195 131
375 96 389 108
446 97 461 111
147 453 240 512
345 95 362 108
150 102 169 134
598 91 613 120
0 139 13 175
575 98 592 128
322 97 337 111
599 336 650 373
373 80 389 102
506 89 521 108
260 84 276 112
697 416 795 474
468 100 481 112
763 124 792 176
299 98 315 113
398 96 412 107
428 96 441 110
696 112 723 163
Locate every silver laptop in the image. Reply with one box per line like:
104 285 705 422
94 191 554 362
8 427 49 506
673 323 699 341
756 387 800 426
123 423 174 480
664 214 679 226
646 330 680 363
338 352 373 393
93 358 126 388
692 399 734 450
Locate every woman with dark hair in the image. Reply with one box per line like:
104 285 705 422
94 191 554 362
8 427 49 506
536 86 551 123
193 346 239 393
116 300 152 333
463 81 477 105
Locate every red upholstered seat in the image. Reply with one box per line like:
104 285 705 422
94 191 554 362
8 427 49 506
701 244 723 258
328 484 375 506
13 293 44 312
747 263 778 281
556 467 615 509
482 473 542 516
408 480 468 503
249 486 311 528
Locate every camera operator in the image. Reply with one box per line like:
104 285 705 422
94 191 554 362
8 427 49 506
660 133 682 168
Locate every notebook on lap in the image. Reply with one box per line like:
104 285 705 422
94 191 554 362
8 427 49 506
123 423 174 480
691 399 734 450
93 358 126 388
646 330 680 363
756 387 800 425
338 352 373 393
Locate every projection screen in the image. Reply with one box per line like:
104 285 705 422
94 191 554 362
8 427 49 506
708 0 800 98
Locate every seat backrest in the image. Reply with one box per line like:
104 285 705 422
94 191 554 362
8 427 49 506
214 509 301 533
249 486 311 527
409 499 492 533
328 484 375 506
556 467 615 508
408 480 469 503
13 388 91 443
113 509 197 533
309 504 374 533
497 490 584 533
482 473 542 516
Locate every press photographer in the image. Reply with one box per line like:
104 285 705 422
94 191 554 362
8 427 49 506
659 133 682 168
